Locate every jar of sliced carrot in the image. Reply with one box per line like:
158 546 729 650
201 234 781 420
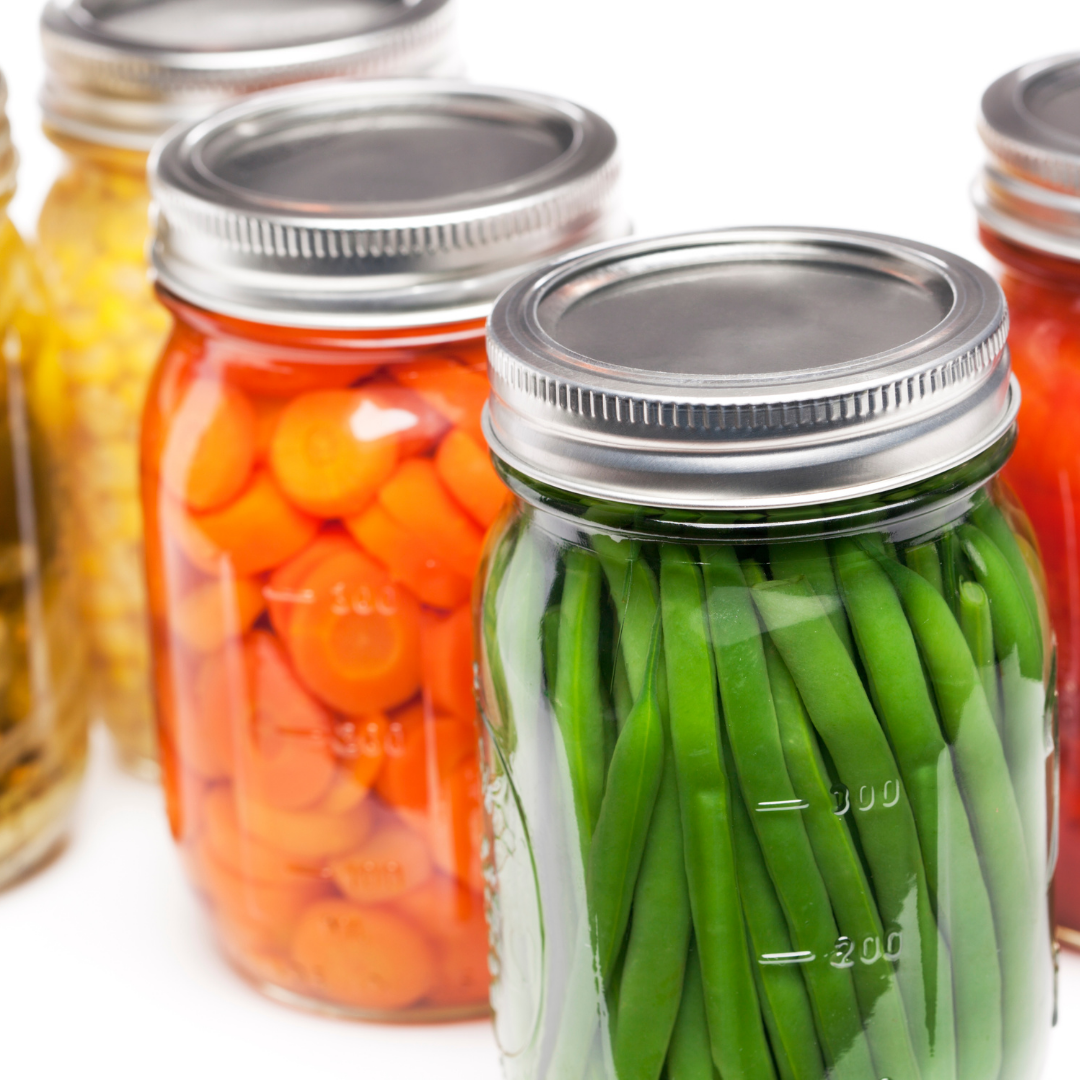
480 229 1055 1079
0 72 89 889
143 81 622 1018
976 56 1080 952
36 0 459 777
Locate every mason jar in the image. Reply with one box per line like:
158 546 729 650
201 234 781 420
477 229 1055 1080
0 72 89 889
35 0 458 776
142 80 622 1017
975 56 1080 950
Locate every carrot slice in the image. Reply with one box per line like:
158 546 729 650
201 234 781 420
378 459 484 579
269 389 400 517
169 470 320 576
266 527 359 637
292 900 437 1010
326 712 388 795
286 549 422 713
239 797 374 860
168 650 236 781
361 380 450 458
239 631 337 810
220 353 379 397
429 917 490 1007
202 787 324 885
329 823 433 904
171 577 265 654
161 379 257 512
390 359 488 444
346 503 471 610
434 429 507 528
253 397 287 462
374 703 477 811
395 873 485 938
401 758 484 893
421 605 477 720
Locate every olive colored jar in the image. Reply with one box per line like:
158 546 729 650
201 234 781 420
35 0 458 775
478 229 1055 1080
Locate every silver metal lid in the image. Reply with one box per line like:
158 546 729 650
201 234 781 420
149 80 623 329
976 55 1080 259
0 74 16 206
485 228 1016 510
41 0 457 151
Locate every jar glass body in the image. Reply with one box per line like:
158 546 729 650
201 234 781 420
0 208 89 888
478 447 1055 1080
142 294 501 1018
980 225 1080 944
36 138 172 776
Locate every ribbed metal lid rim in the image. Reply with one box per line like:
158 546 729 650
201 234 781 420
484 228 1014 510
40 0 457 150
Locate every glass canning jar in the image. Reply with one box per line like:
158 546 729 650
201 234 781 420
0 74 89 889
478 230 1056 1080
975 56 1080 949
35 0 459 776
143 81 622 1017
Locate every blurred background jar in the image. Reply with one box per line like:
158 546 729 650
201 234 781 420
34 0 459 778
143 81 622 1018
0 71 89 889
976 55 1080 950
479 229 1055 1080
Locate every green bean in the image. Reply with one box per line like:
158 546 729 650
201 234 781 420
721 720 825 1080
666 944 718 1080
750 577 955 1080
763 636 920 1080
871 552 1044 1080
542 602 561 699
701 547 872 1080
959 580 1003 734
587 617 665 981
598 543 694 1080
660 545 775 1080
834 540 1002 1080
612 647 633 729
770 537 855 659
971 496 1043 648
959 524 1048 889
553 548 608 861
940 529 964 619
905 542 944 597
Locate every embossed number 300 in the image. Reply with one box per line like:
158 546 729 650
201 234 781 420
830 932 902 968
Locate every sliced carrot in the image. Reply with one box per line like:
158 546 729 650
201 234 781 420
402 758 484 894
269 389 400 517
429 918 490 1007
359 380 450 458
329 822 433 904
346 503 472 610
421 605 477 720
161 379 257 512
239 796 374 860
202 786 324 886
286 548 422 713
220 352 379 397
266 527 359 637
238 631 337 810
395 873 486 939
390 359 489 444
171 577 265 654
169 470 320 576
374 703 477 811
253 397 287 462
378 459 484 579
326 712 388 795
168 649 236 781
291 899 437 1011
434 429 507 529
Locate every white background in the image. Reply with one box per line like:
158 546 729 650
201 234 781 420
1 0 1079 1077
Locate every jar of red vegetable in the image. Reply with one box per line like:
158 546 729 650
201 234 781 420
976 55 1080 949
143 80 623 1018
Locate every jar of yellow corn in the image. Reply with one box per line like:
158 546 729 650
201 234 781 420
0 72 89 888
35 0 459 775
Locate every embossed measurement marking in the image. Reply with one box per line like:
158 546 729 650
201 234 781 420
755 798 810 812
759 950 816 966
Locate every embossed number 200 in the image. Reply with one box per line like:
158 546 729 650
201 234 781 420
830 931 902 968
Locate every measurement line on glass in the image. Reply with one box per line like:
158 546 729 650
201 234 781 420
755 798 810 812
759 950 816 966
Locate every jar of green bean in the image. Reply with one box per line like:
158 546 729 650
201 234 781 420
476 229 1056 1080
